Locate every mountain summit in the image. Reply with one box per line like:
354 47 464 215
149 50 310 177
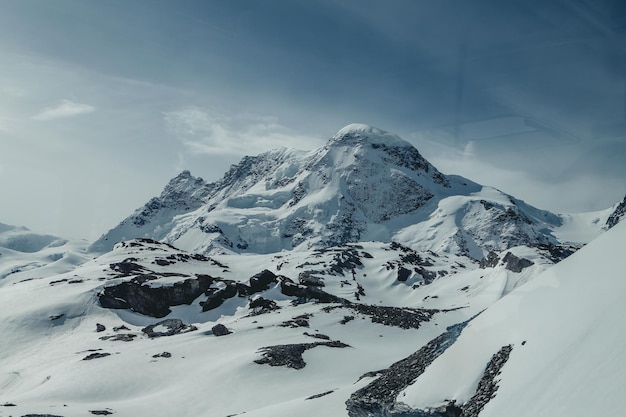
92 125 567 256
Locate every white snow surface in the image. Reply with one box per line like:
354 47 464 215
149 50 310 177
1 125 623 417
399 219 626 417
0 222 89 281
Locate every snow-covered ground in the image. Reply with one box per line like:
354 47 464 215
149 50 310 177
399 219 626 417
1 125 624 416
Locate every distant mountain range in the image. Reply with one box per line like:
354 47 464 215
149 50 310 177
1 124 624 417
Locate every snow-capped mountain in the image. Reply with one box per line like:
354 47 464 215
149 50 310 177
91 124 593 259
1 124 623 417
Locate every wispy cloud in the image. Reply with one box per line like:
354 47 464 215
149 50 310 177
33 99 95 121
164 107 322 156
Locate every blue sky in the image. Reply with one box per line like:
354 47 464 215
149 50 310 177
1 0 625 239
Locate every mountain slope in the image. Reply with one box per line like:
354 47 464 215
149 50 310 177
0 222 88 281
391 218 626 417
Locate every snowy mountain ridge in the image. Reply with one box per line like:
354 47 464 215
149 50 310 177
91 124 589 259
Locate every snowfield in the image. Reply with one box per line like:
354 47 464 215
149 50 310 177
0 125 624 417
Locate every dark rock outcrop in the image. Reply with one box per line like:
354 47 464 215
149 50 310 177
606 194 626 229
396 267 412 282
211 323 231 336
502 252 534 273
99 275 214 318
254 340 350 369
202 280 238 312
280 277 345 303
99 334 137 342
82 352 111 361
479 251 500 269
248 297 280 316
141 319 197 338
533 243 579 263
247 270 278 293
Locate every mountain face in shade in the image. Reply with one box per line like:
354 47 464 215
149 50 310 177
91 124 565 258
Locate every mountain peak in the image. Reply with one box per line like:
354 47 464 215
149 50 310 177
330 123 413 148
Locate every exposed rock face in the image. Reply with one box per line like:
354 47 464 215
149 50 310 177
533 243 579 263
99 275 214 318
502 252 534 273
247 269 278 293
606 194 626 229
480 251 534 272
479 251 500 269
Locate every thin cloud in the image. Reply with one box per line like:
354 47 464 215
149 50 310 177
164 107 322 156
33 99 95 121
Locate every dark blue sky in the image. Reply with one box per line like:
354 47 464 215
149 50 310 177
1 0 625 238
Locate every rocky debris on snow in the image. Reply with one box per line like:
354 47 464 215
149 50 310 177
248 297 280 316
459 344 513 417
304 332 331 340
385 243 439 285
306 390 335 400
82 352 111 361
533 243 579 263
325 304 439 330
113 325 130 332
141 319 197 338
211 324 231 336
298 271 325 287
109 259 150 276
89 410 114 415
96 323 106 332
99 334 137 342
340 315 355 324
152 352 172 358
280 314 311 328
502 252 534 273
21 414 65 417
346 320 469 417
254 340 350 370
49 314 64 321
